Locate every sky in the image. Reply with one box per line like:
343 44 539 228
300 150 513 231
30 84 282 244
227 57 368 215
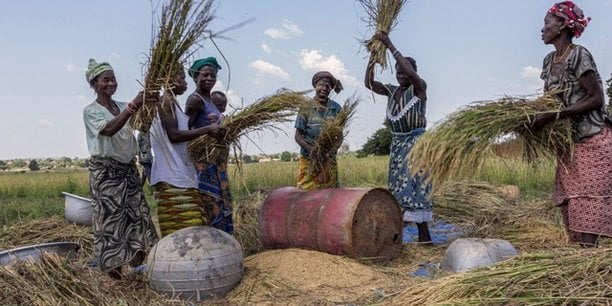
1 0 611 160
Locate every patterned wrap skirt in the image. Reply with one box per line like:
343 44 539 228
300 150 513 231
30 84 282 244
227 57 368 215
553 125 612 242
196 161 234 234
153 182 210 237
389 128 433 223
297 156 339 190
88 157 159 272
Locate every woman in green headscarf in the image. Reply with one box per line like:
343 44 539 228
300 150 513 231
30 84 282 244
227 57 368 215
83 59 159 279
184 57 233 234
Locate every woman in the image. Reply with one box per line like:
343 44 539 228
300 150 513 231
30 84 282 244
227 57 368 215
533 1 611 247
82 59 158 279
364 32 433 243
294 71 343 190
150 66 225 237
185 57 234 234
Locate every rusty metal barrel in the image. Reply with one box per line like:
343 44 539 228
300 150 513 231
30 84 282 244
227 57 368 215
260 187 403 261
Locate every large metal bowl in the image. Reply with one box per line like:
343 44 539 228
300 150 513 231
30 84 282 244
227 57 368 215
62 192 93 226
0 242 80 265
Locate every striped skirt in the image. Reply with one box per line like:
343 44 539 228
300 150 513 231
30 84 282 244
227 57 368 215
153 182 210 237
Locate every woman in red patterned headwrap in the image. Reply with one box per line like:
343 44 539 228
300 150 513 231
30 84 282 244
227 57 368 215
533 1 611 247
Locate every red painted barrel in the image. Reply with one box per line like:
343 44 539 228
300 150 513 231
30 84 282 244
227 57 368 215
260 187 403 261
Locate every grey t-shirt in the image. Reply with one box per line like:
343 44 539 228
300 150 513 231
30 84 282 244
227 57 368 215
540 44 610 140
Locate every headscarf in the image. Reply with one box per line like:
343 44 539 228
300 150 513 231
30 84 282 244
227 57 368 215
548 1 590 38
188 57 222 80
85 58 113 84
311 71 343 94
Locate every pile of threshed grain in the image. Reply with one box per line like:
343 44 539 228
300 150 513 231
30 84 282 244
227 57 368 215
225 248 401 305
188 90 311 165
308 97 359 181
130 0 215 131
409 93 573 187
389 248 612 305
359 0 408 69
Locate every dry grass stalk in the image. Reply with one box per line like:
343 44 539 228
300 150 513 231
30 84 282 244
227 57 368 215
0 216 93 255
409 92 573 187
188 90 310 164
389 248 612 305
232 191 266 256
308 97 359 180
359 0 408 69
433 181 511 235
432 181 568 249
0 253 173 306
130 0 215 131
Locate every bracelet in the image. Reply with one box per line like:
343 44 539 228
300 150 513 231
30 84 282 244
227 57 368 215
392 50 401 57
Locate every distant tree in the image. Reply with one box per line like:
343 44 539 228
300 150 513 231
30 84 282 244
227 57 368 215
11 159 27 168
75 158 89 168
280 151 292 162
58 156 72 168
28 159 40 171
357 121 391 157
0 160 7 171
242 154 254 164
291 152 299 161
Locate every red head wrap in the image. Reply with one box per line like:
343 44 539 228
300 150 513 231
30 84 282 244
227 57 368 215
548 1 591 38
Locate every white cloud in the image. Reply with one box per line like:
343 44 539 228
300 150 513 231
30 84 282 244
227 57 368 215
261 43 271 53
66 63 81 72
250 60 290 80
298 49 358 86
518 65 544 93
264 19 302 40
109 52 120 60
521 66 541 80
76 95 87 101
38 119 55 128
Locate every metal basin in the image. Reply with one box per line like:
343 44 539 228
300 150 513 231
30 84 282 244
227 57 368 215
0 242 80 265
62 192 93 226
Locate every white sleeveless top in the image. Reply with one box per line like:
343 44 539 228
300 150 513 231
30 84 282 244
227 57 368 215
149 103 197 188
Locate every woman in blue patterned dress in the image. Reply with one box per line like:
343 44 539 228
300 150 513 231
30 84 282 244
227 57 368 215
365 32 432 243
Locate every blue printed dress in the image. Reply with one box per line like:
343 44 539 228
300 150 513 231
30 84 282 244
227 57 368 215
385 84 433 223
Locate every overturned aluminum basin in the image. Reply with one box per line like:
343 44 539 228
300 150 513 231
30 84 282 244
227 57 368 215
0 242 80 265
62 191 93 226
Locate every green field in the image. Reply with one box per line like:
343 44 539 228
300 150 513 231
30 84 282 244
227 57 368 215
0 155 555 227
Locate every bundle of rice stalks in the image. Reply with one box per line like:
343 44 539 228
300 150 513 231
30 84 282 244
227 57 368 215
432 181 568 249
130 0 215 131
432 181 511 235
359 0 408 68
390 248 612 305
0 253 171 306
308 97 359 180
0 216 93 255
494 199 568 250
232 191 266 256
188 90 310 165
409 92 573 187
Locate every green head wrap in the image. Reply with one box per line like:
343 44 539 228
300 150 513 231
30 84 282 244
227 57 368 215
85 58 113 84
188 57 222 80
